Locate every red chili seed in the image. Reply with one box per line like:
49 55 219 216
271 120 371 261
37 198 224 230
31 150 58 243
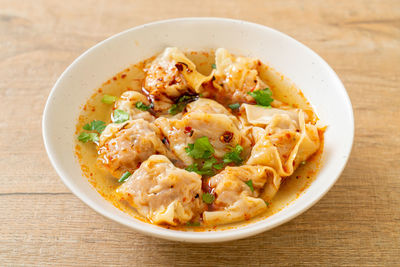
184 126 192 134
220 131 234 143
175 63 183 71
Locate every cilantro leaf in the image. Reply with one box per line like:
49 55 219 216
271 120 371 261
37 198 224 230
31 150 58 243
213 163 224 170
79 120 104 144
186 158 224 176
198 169 215 176
168 104 181 115
168 95 198 115
185 162 215 176
245 180 254 192
202 193 215 204
247 88 273 107
135 101 151 111
185 163 200 173
78 132 99 143
101 94 117 104
83 120 106 133
185 143 194 153
112 109 129 123
118 171 131 183
199 158 217 176
211 63 216 69
228 103 240 110
185 136 214 159
202 157 217 170
223 144 244 165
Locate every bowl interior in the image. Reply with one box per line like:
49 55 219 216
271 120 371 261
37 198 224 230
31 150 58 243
43 18 353 242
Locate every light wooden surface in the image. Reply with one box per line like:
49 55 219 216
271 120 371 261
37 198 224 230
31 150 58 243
1 0 399 266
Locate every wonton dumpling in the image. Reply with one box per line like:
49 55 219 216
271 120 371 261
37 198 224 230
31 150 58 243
155 111 247 166
117 155 204 225
97 119 177 178
186 98 231 116
209 48 269 104
115 91 154 122
242 104 299 129
154 117 194 166
185 98 239 131
144 47 213 113
202 165 280 225
247 129 301 176
245 106 320 176
186 98 247 136
292 123 320 165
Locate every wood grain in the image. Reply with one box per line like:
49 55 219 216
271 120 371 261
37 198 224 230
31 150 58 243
0 0 399 266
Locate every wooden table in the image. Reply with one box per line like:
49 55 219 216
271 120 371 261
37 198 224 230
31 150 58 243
1 0 399 265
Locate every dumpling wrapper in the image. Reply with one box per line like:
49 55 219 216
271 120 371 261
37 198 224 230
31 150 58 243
167 48 214 93
209 48 269 104
186 98 232 116
202 165 281 226
117 155 204 226
155 111 245 165
246 107 320 176
97 119 177 178
145 47 213 96
242 104 299 128
114 91 155 122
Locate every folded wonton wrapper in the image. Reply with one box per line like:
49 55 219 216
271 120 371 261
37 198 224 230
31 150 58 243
145 47 213 95
202 165 281 225
211 48 269 103
244 105 320 177
117 155 204 225
97 119 177 178
114 91 155 122
155 99 251 166
143 47 214 113
242 104 299 127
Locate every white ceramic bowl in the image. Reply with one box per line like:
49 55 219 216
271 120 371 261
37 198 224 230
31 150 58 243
42 18 354 243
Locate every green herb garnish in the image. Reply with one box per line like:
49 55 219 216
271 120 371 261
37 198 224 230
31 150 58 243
245 180 254 192
186 158 218 176
211 63 216 69
202 193 215 204
79 120 105 144
202 157 217 170
264 200 270 207
186 221 201 227
168 105 182 115
247 88 273 107
228 103 240 110
223 144 244 165
186 163 200 173
112 109 129 123
135 101 151 111
168 95 198 115
185 136 215 159
77 132 99 143
213 163 224 170
118 171 131 183
83 120 106 134
101 94 117 104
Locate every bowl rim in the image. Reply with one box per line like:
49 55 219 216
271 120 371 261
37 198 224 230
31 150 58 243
42 17 354 243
